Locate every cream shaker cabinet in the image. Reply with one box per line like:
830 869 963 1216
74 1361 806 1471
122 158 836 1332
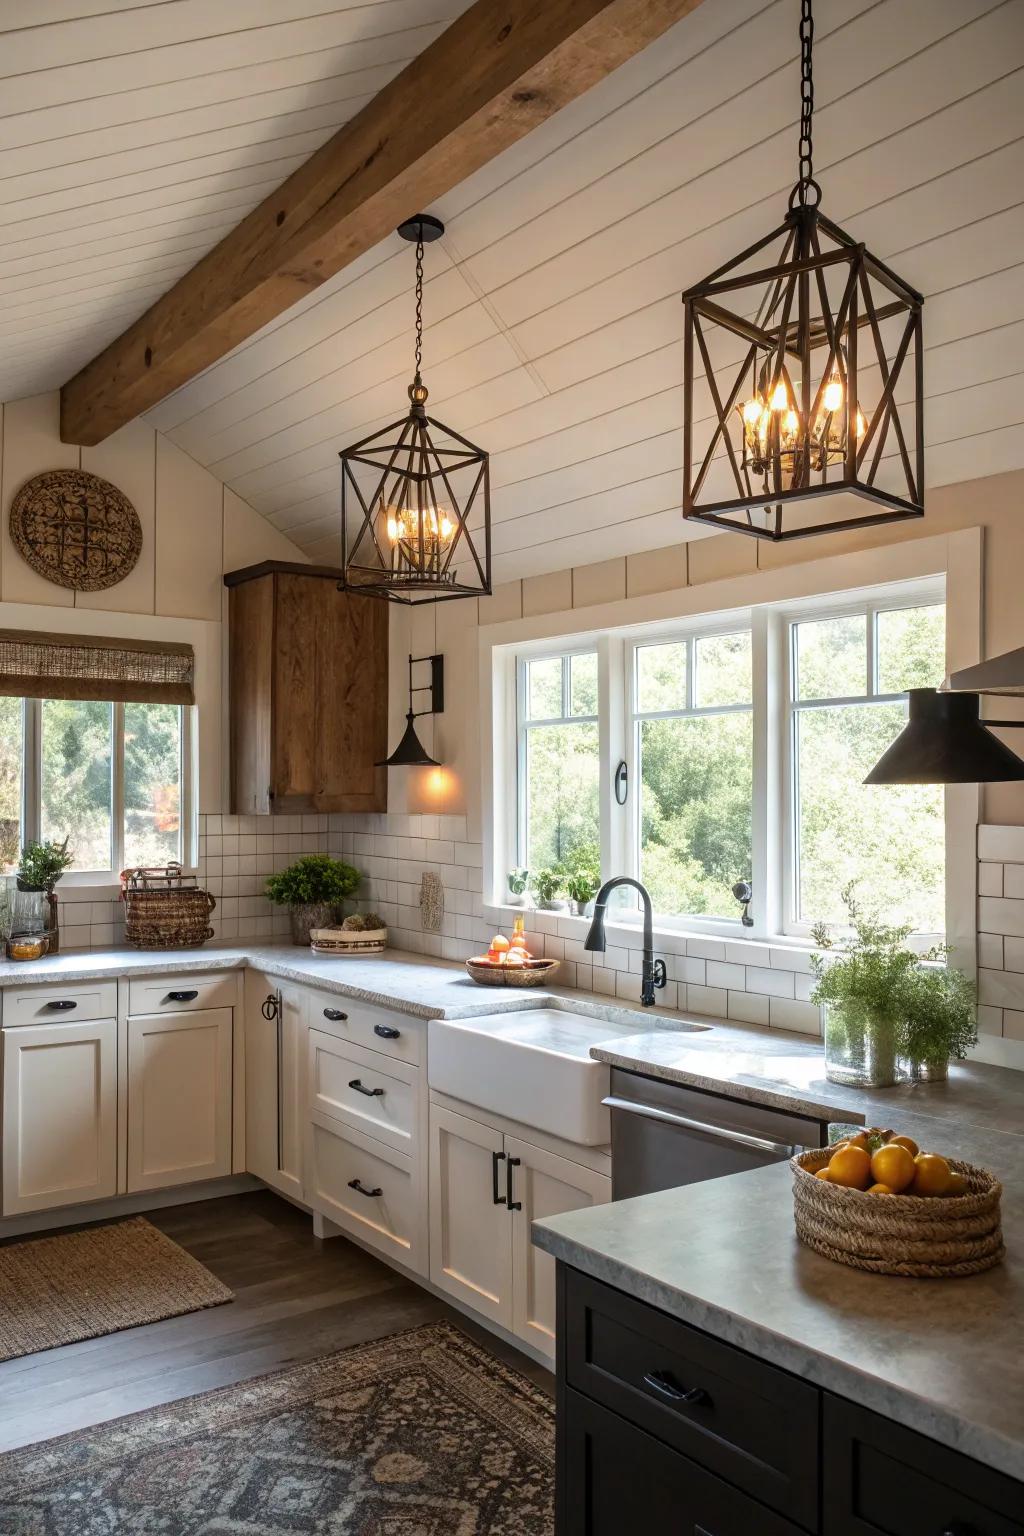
2 1016 118 1216
126 1008 233 1193
244 971 306 1201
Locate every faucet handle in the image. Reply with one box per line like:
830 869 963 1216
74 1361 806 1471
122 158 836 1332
653 959 667 990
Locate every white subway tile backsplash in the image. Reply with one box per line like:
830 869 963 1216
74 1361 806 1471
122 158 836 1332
727 991 770 1026
978 897 1024 938
1004 937 1024 972
769 997 821 1034
979 824 1024 862
706 960 745 990
978 933 1004 971
686 984 728 1017
978 863 1004 897
745 965 794 999
1004 864 1024 900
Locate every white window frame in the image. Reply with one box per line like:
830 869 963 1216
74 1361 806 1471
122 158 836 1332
779 580 946 939
15 698 195 883
515 646 600 871
505 577 947 942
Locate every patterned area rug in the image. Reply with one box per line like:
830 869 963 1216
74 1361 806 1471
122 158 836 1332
0 1217 232 1362
0 1321 555 1533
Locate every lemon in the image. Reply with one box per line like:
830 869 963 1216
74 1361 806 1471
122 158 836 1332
911 1153 952 1197
867 1182 894 1195
828 1145 872 1190
869 1143 916 1193
815 1168 832 1181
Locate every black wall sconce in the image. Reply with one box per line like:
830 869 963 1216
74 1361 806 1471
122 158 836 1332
377 654 445 768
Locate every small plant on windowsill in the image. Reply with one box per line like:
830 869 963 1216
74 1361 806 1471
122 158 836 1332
507 867 529 906
564 858 600 918
14 837 73 958
532 867 564 912
265 854 361 946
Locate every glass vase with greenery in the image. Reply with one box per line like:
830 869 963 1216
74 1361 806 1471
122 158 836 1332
810 885 920 1088
532 867 564 911
897 959 977 1081
265 855 361 946
16 838 74 955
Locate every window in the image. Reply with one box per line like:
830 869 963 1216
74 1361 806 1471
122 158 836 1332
2 699 191 878
787 599 945 934
632 632 752 918
506 578 946 938
517 651 599 875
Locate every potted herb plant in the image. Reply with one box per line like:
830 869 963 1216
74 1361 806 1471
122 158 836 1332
810 886 920 1088
897 959 977 1081
564 858 599 917
265 854 361 946
507 867 529 906
532 867 564 912
16 838 73 955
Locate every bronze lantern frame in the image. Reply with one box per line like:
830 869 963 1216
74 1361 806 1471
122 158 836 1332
339 214 492 605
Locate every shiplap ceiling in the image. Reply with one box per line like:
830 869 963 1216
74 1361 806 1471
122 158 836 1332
4 0 1024 583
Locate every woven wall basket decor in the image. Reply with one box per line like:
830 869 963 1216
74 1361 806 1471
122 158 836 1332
10 469 143 592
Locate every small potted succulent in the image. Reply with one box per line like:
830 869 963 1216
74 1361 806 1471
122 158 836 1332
506 867 529 906
265 854 361 945
532 867 564 912
15 837 74 956
564 858 599 918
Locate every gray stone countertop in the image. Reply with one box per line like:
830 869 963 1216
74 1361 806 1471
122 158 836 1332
535 1096 1024 1482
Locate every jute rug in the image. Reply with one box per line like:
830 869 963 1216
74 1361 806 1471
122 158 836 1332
0 1216 232 1362
0 1320 555 1533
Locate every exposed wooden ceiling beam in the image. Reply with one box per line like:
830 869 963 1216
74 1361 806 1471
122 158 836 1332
59 0 709 445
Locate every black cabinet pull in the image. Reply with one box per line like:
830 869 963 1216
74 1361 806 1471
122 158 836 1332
323 1007 348 1022
374 1023 401 1039
348 1078 384 1098
347 1178 382 1198
492 1149 507 1205
505 1155 522 1212
261 993 279 1021
642 1370 710 1407
167 989 199 1002
44 999 77 1011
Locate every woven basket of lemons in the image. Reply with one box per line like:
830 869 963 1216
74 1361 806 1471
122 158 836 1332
792 1132 1003 1278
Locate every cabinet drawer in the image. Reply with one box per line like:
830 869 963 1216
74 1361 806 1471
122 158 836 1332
309 1029 417 1156
823 1395 1021 1535
129 971 237 1015
308 991 421 1066
308 1116 421 1270
564 1268 819 1530
2 980 117 1026
561 1385 809 1536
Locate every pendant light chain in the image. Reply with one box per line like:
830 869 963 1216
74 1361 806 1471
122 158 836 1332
414 234 424 381
792 0 820 209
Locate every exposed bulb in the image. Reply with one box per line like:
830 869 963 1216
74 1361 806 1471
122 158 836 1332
855 409 868 439
384 505 454 547
770 382 789 411
742 396 763 426
782 409 800 439
822 378 843 414
386 514 399 544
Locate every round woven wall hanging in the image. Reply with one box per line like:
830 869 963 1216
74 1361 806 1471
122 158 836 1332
10 469 143 592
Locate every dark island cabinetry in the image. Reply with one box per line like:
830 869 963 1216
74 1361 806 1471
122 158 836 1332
556 1265 1022 1535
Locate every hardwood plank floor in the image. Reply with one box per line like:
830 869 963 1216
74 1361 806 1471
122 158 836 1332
0 1190 552 1455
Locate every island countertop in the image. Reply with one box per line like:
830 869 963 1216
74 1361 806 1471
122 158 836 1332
534 1099 1024 1482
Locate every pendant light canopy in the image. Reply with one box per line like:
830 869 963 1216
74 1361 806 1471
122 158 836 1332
682 0 924 542
340 215 491 604
864 690 1024 785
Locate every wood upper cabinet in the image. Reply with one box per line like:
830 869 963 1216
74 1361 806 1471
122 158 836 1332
227 562 388 815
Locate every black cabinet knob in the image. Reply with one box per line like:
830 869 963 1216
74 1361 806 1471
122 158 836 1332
374 1023 401 1039
44 999 77 1011
323 1007 348 1022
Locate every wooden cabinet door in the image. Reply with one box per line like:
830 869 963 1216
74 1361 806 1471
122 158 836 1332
272 575 387 813
429 1104 513 1328
507 1138 610 1360
2 1018 117 1215
127 1009 232 1193
244 975 305 1200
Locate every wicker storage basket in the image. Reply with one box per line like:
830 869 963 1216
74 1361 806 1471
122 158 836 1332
465 956 560 987
791 1149 1004 1278
120 864 216 949
310 925 387 956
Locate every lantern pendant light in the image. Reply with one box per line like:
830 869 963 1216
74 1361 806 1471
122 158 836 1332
681 0 924 541
339 214 491 603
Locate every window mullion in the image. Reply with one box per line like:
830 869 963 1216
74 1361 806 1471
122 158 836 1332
112 701 125 877
23 697 41 844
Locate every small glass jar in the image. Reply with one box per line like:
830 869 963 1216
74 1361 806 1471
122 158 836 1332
823 999 902 1088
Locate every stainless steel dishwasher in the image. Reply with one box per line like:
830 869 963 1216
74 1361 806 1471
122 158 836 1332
606 1067 831 1200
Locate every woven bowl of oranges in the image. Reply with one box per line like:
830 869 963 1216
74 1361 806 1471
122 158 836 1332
791 1129 1003 1278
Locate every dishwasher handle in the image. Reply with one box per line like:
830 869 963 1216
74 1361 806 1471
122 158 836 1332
603 1094 800 1160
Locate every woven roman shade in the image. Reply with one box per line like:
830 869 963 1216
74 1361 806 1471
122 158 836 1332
0 630 194 705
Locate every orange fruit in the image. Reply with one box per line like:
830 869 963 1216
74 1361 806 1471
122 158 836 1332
815 1168 832 1181
869 1143 916 1193
828 1145 872 1190
945 1171 968 1197
867 1182 894 1195
844 1131 871 1152
911 1153 952 1197
490 934 510 954
887 1134 919 1157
